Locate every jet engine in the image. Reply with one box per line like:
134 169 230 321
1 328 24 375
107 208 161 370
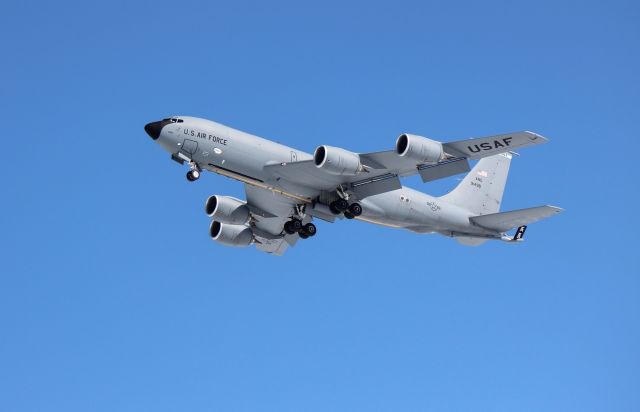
209 221 253 247
395 133 444 164
205 195 250 225
313 145 362 175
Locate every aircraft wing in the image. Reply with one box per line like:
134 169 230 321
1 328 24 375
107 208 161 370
264 131 547 199
264 159 404 199
244 184 306 255
362 131 547 168
442 131 548 159
264 155 474 199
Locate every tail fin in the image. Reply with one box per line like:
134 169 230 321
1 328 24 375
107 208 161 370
439 152 512 215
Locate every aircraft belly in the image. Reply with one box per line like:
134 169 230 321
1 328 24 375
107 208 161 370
274 179 324 199
359 190 413 228
359 187 494 235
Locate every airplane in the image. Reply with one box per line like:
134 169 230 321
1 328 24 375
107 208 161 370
144 116 562 255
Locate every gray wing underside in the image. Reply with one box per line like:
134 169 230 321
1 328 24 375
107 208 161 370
263 157 466 199
244 184 305 255
263 159 400 199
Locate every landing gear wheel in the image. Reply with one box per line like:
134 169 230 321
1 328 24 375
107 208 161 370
284 219 303 235
284 221 296 235
186 161 201 182
348 203 362 216
299 232 309 239
330 199 349 213
186 170 199 181
344 211 355 219
291 219 302 232
329 203 341 215
302 223 317 237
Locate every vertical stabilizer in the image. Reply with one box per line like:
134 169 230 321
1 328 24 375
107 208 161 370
439 153 512 215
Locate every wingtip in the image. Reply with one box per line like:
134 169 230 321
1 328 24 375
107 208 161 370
547 205 565 213
524 131 550 143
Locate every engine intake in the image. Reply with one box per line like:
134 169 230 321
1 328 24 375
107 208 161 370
313 145 361 176
209 221 253 247
205 195 250 225
396 133 444 164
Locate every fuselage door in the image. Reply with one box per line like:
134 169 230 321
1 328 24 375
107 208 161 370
181 139 198 157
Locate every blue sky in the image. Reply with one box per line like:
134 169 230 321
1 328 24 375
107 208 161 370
1 1 639 411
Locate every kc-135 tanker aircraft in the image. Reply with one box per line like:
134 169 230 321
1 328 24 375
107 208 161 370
145 116 562 255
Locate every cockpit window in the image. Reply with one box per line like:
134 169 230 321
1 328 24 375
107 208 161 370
162 117 184 123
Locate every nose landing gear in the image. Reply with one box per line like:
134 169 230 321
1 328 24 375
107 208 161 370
186 170 200 181
186 161 201 182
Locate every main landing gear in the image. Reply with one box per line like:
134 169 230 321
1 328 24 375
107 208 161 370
284 219 317 239
329 200 362 219
186 161 201 182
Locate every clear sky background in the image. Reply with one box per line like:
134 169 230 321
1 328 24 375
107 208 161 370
1 1 638 411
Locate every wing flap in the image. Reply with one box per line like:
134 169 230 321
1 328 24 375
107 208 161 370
351 173 402 198
470 205 563 232
255 237 291 255
244 184 300 255
359 150 418 176
264 160 403 198
418 157 470 182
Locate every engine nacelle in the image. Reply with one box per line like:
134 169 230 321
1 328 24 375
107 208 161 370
205 195 250 225
209 221 253 247
395 133 444 164
313 145 361 176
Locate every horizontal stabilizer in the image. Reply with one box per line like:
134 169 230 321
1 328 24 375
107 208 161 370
443 131 548 159
470 205 563 232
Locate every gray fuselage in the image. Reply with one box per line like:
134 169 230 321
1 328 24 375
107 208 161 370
152 116 497 239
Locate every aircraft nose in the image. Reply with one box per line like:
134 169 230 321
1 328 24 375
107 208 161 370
144 121 164 140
